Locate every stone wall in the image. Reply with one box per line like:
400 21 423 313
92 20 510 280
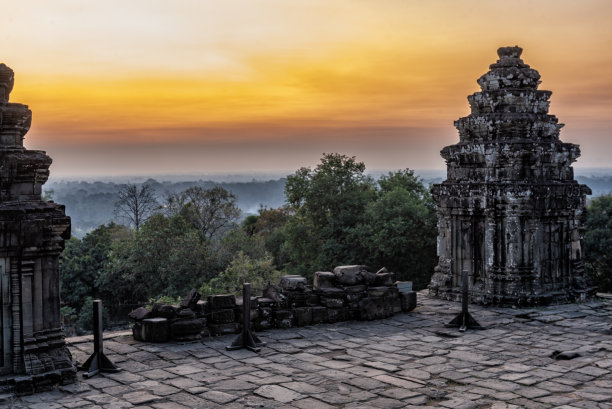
130 266 417 343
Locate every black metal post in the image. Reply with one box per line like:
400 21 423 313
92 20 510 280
78 299 121 377
226 283 265 352
445 270 484 331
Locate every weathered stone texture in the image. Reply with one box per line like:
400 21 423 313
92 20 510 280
130 265 416 342
0 63 75 393
428 46 595 306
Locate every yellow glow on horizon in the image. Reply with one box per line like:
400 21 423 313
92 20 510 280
3 0 612 174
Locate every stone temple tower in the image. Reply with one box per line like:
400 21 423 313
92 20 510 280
0 63 75 392
428 46 595 306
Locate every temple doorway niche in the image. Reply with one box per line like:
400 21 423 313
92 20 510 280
0 258 10 375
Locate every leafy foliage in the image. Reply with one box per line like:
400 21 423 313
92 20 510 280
60 223 130 319
61 154 442 333
283 155 436 288
200 251 282 296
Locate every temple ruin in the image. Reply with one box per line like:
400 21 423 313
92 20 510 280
428 46 596 306
0 63 75 393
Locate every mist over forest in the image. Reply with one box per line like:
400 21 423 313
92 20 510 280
46 169 612 238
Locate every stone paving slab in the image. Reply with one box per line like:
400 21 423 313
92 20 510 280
6 291 612 408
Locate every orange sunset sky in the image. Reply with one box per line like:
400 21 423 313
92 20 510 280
3 0 612 177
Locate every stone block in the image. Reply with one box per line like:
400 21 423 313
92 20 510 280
207 294 236 310
320 294 345 308
346 309 360 321
179 288 201 310
257 306 272 331
292 307 312 327
396 281 413 293
306 293 320 306
345 291 366 303
362 270 377 285
236 296 259 309
151 303 177 320
359 297 393 321
327 308 347 323
400 291 417 312
195 300 207 316
133 317 169 342
313 271 336 290
199 327 211 338
210 308 235 324
392 298 402 313
177 308 196 319
258 297 278 309
284 290 310 308
263 284 285 303
170 318 204 341
235 307 259 322
209 323 241 336
310 306 328 324
368 286 393 298
128 307 151 321
273 310 293 329
374 271 395 286
280 275 308 291
346 301 360 310
333 265 368 285
257 319 272 331
344 284 367 293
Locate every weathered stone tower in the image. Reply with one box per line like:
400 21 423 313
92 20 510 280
428 46 596 306
0 63 75 392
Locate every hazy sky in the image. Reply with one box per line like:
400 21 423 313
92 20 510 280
3 0 612 177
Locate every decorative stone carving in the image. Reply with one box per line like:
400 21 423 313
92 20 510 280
428 46 596 306
0 63 75 393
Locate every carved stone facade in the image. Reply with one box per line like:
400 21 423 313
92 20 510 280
428 47 596 306
0 63 75 393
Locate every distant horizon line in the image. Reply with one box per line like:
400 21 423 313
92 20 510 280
47 166 612 183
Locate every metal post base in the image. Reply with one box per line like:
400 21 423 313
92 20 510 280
79 351 121 378
446 270 485 332
226 283 266 352
445 311 484 332
77 299 121 377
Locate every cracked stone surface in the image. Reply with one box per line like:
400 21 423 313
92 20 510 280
5 291 612 408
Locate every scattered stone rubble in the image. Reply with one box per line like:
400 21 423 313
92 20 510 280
129 265 417 343
429 46 595 306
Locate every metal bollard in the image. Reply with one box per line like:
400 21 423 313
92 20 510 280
78 299 121 377
226 283 266 352
445 270 484 331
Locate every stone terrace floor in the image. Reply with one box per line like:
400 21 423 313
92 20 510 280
7 291 612 409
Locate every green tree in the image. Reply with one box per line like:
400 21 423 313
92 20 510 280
60 223 129 313
242 206 293 269
101 213 215 302
284 153 376 276
359 169 437 289
200 251 281 296
584 195 612 293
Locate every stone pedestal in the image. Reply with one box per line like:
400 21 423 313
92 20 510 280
0 63 75 393
428 47 596 306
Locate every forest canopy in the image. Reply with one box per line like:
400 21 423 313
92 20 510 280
59 153 438 333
